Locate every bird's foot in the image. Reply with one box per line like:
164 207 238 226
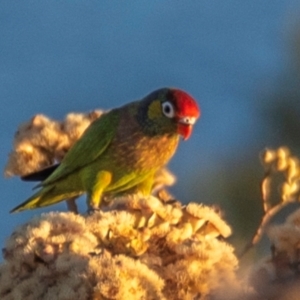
66 197 79 214
87 206 101 215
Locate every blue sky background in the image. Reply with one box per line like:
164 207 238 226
1 1 300 251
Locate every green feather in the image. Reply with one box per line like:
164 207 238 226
38 110 119 187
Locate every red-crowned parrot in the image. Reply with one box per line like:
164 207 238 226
11 88 200 213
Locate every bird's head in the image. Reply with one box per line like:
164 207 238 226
140 88 200 140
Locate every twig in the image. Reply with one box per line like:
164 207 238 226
238 201 290 258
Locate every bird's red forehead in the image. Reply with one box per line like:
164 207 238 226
171 89 200 118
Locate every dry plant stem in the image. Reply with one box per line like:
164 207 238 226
261 171 272 212
240 172 288 258
239 173 271 257
239 201 290 258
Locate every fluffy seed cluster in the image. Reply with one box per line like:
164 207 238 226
260 147 300 203
4 111 103 177
250 208 300 300
0 196 240 300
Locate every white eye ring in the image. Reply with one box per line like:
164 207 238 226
162 101 175 118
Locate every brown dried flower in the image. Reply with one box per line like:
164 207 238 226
4 111 103 177
0 195 241 300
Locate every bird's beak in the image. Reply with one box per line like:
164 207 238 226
177 117 196 140
178 123 192 140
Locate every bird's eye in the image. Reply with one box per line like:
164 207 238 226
162 101 175 118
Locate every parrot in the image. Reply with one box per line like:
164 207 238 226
10 87 200 213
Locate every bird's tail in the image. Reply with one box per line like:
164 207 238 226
10 186 77 213
21 164 59 182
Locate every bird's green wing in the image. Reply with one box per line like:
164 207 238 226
40 109 120 186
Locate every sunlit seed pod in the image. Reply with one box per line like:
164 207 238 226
149 221 170 237
135 215 148 228
276 157 289 171
165 228 182 245
180 223 194 240
281 183 292 202
185 215 207 232
168 207 183 225
260 148 277 165
140 228 152 242
281 182 299 202
117 226 137 240
277 147 290 160
154 204 182 225
185 203 232 238
140 195 163 212
50 234 67 245
31 114 51 126
108 229 114 240
68 242 79 253
17 143 35 153
96 226 111 242
287 158 300 181
289 181 299 195
199 222 223 239
130 238 148 256
146 213 161 228
167 224 194 246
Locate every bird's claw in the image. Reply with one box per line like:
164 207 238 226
87 206 101 215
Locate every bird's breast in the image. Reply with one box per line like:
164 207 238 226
110 131 179 172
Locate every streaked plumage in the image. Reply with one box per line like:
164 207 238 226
11 87 200 213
